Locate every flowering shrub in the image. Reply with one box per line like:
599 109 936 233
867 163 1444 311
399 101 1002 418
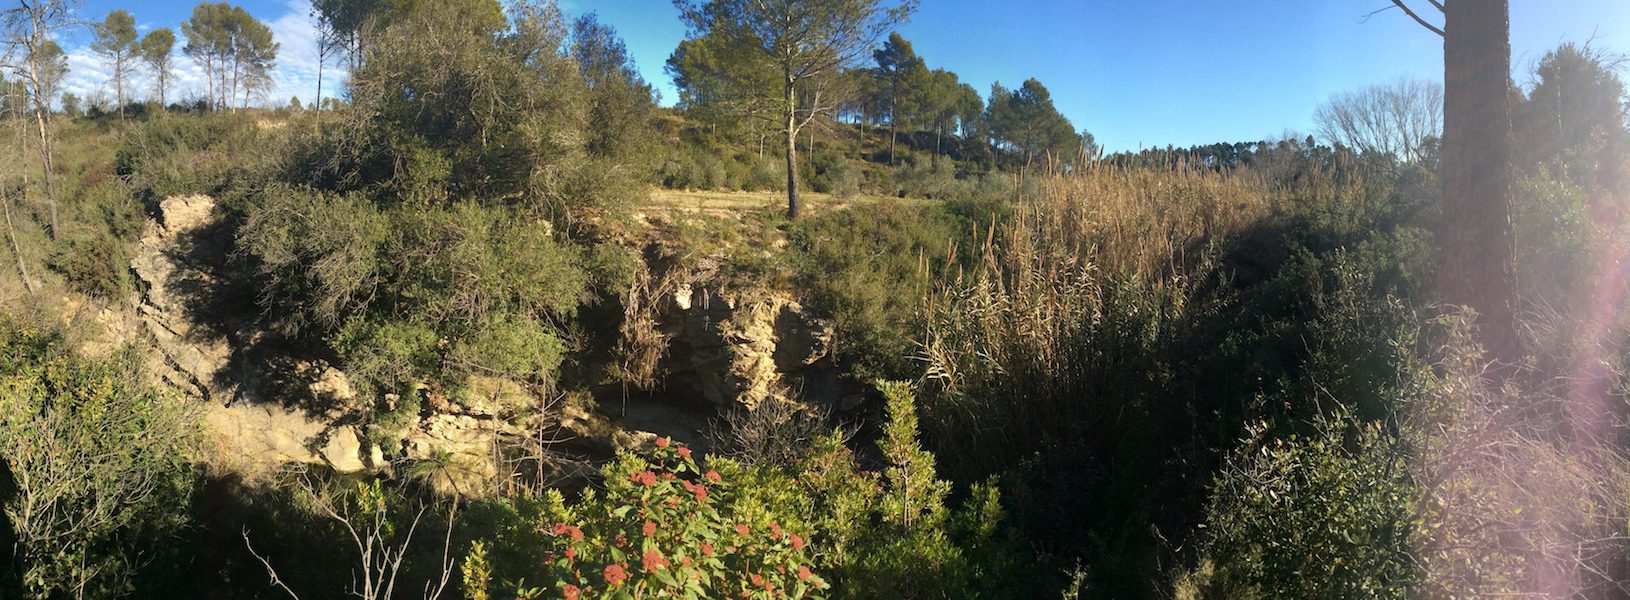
466 383 1030 599
514 437 829 599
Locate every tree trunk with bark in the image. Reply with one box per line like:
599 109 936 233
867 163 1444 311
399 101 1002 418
785 76 802 220
1442 0 1518 359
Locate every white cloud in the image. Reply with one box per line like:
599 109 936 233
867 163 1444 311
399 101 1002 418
266 0 344 106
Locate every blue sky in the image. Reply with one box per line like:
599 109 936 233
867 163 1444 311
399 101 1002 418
61 0 1630 152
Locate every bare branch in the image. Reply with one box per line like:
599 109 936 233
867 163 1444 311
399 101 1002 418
1372 1 1445 37
244 529 303 600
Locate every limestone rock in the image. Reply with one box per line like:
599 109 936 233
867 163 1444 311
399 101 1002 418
204 400 368 476
402 414 504 495
655 284 850 410
130 195 235 402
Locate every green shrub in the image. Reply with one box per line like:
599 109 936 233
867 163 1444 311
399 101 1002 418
448 318 567 384
525 441 830 599
789 204 982 380
0 316 197 599
114 112 262 204
1513 174 1593 307
1184 415 1417 599
46 230 130 299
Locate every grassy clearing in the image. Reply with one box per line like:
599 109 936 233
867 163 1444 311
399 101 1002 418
645 188 933 216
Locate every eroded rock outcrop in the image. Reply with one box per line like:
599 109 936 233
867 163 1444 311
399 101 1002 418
130 195 236 401
109 195 859 492
657 282 852 411
128 196 376 476
122 195 552 491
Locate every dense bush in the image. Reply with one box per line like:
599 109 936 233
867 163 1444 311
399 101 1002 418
229 0 657 450
114 112 264 205
466 382 1035 598
0 317 197 598
1182 415 1417 598
908 155 1440 594
46 229 129 299
788 201 995 380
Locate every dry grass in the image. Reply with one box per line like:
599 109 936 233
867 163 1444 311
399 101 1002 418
644 188 930 217
1012 162 1277 284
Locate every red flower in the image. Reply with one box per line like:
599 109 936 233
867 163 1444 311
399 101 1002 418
615 534 628 548
681 555 693 567
677 446 692 459
735 524 750 536
551 522 571 536
570 526 584 542
656 436 671 449
563 584 581 600
700 542 715 556
604 564 628 587
662 472 676 481
790 534 805 551
769 522 783 541
751 574 765 587
633 471 658 487
705 470 722 482
666 497 680 507
798 566 813 581
643 521 657 536
681 480 709 502
565 547 577 560
642 549 669 572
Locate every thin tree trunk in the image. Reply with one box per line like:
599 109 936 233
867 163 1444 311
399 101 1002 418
115 55 125 119
28 84 58 240
933 122 942 169
785 77 801 220
205 56 214 111
315 56 324 132
1442 0 1517 360
3 190 32 294
7 108 34 294
888 93 898 167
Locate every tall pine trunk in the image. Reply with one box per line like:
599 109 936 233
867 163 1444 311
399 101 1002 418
1442 0 1518 359
785 76 802 220
315 56 324 132
888 78 898 167
204 56 214 111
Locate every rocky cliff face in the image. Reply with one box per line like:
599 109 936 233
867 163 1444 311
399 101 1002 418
119 195 379 476
657 283 857 412
92 196 856 494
